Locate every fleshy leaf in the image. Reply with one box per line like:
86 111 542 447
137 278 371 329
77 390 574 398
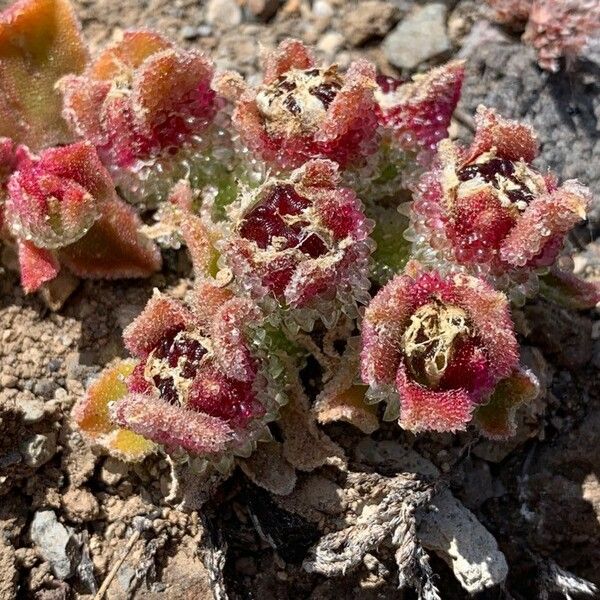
397 362 475 433
474 369 539 439
315 383 379 435
210 297 261 383
0 0 88 150
190 281 234 329
376 60 465 157
74 360 135 436
539 266 600 310
110 429 158 459
466 105 538 164
122 291 194 358
72 360 156 461
17 240 60 293
7 143 104 249
261 38 315 84
314 343 379 434
499 180 590 268
58 197 162 279
111 393 234 456
168 180 219 278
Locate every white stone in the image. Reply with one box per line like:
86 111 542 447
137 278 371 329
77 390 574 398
206 0 242 28
317 31 345 57
383 3 451 69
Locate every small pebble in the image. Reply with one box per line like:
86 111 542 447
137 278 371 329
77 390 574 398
30 510 77 580
206 0 242 28
383 3 451 69
181 25 200 40
20 433 57 468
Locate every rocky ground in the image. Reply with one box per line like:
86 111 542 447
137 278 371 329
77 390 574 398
1 0 599 598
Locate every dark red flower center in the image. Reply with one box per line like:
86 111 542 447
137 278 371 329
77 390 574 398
134 327 263 429
239 184 326 255
147 327 207 405
187 365 264 429
457 157 536 209
239 184 328 296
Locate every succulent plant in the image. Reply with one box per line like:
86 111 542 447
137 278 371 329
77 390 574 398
217 38 380 171
75 286 289 467
360 262 538 435
0 0 595 521
487 0 600 72
72 360 157 461
5 141 161 292
219 159 373 330
0 0 88 151
409 106 592 302
524 0 600 72
60 30 232 205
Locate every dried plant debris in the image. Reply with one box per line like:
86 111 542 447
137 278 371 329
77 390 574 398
303 471 437 582
536 557 598 600
303 440 509 595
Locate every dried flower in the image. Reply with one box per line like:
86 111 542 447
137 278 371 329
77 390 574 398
5 141 161 292
523 0 600 72
59 30 224 204
0 0 88 151
217 39 379 170
220 159 373 328
410 106 590 294
360 263 536 434
487 0 600 72
94 289 286 460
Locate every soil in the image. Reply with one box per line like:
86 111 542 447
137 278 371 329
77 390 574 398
1 1 599 599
